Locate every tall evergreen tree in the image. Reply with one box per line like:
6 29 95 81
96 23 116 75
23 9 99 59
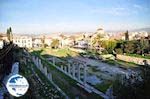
6 27 13 42
125 30 129 41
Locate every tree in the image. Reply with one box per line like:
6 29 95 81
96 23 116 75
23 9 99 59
51 39 59 49
125 30 129 41
124 41 136 54
6 27 13 42
139 38 149 55
101 40 117 54
107 40 117 53
115 48 123 54
41 35 46 48
115 40 125 54
92 34 103 47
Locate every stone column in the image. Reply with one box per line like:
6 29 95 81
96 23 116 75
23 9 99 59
83 64 87 85
40 63 43 72
38 59 42 68
53 57 55 65
33 56 35 64
64 66 67 73
32 56 34 62
48 73 52 81
44 67 48 76
77 64 81 81
72 64 75 78
61 65 63 71
68 63 71 75
36 57 39 67
42 66 45 74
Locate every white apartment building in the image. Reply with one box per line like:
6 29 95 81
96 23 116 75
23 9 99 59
32 38 42 47
45 38 53 47
13 36 32 48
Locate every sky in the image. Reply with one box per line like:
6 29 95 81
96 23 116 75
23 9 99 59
0 0 150 34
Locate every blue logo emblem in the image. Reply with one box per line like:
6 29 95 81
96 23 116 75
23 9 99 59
6 74 29 97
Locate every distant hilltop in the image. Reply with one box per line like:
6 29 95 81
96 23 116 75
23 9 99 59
131 27 150 32
106 27 150 33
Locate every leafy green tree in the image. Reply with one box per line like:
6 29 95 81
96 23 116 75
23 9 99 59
51 39 59 49
101 40 117 54
107 40 117 53
92 34 103 47
115 48 123 54
139 38 149 55
124 41 136 54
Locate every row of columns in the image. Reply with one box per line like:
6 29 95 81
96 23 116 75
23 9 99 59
58 59 87 85
32 56 52 81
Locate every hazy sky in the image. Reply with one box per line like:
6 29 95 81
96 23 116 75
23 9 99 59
0 0 150 34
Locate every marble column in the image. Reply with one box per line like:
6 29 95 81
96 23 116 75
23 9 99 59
68 63 71 75
32 56 34 62
64 66 67 73
48 73 52 81
77 64 81 81
36 57 39 67
72 64 75 78
53 57 55 65
38 59 42 68
44 67 47 76
61 65 63 71
83 64 87 85
40 63 43 72
33 56 35 63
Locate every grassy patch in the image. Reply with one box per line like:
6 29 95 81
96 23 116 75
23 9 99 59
95 81 112 93
31 50 101 98
116 59 138 68
126 53 150 59
34 48 79 57
104 60 116 65
105 59 138 69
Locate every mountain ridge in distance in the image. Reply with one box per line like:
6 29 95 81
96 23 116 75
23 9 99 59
106 27 150 33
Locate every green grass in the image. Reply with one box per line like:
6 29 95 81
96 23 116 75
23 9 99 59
95 81 112 93
104 60 116 65
105 59 138 68
116 59 138 68
25 61 63 99
31 51 78 98
31 50 102 99
126 53 150 59
33 48 79 57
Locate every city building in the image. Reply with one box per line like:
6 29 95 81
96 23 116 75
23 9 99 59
13 36 32 48
32 38 42 47
91 28 109 41
44 37 53 47
74 40 88 49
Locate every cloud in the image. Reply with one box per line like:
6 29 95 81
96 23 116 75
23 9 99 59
90 7 131 16
133 4 143 9
133 4 150 13
90 4 148 16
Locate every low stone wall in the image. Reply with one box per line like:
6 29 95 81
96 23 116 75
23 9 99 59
116 54 150 65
